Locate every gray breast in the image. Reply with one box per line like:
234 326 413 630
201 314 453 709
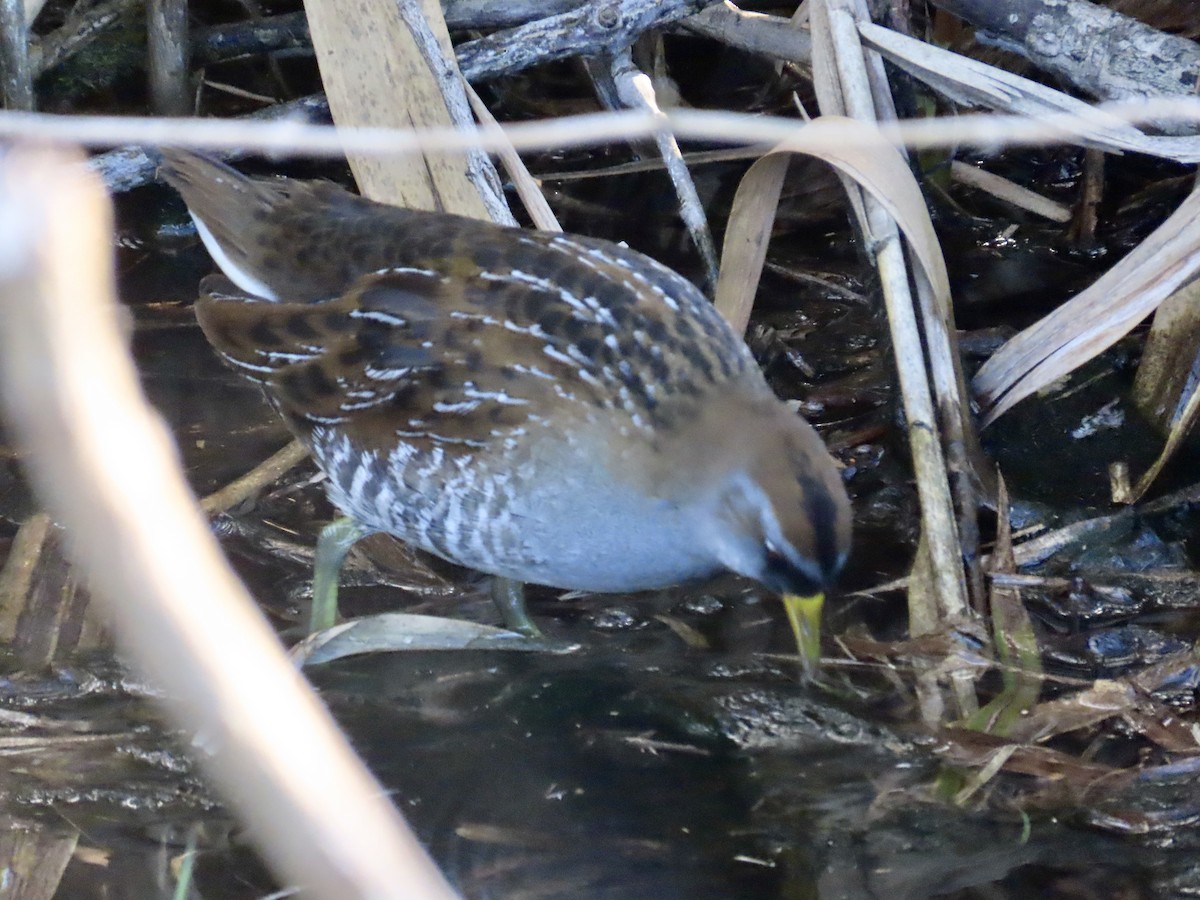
308 423 720 593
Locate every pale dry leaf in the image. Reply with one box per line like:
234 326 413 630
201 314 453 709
291 613 553 666
1133 278 1200 431
1130 368 1200 501
305 0 499 217
973 187 1200 424
860 21 1200 164
714 153 789 335
463 80 562 233
715 116 950 336
1127 279 1200 499
1006 680 1136 744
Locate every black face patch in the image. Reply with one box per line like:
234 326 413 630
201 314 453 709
798 473 844 584
763 546 820 597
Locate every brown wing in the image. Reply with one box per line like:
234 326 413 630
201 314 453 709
196 264 566 453
198 240 758 458
162 150 446 303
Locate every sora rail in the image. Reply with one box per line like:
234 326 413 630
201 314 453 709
161 150 851 671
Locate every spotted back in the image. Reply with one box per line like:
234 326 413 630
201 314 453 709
167 153 851 586
192 212 762 459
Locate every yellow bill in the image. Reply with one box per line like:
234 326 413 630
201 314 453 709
781 592 824 677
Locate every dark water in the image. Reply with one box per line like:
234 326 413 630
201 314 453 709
3 641 1191 899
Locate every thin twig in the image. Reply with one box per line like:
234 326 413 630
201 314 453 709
443 0 584 29
393 0 513 223
455 0 722 82
90 93 332 192
950 160 1071 222
680 2 813 64
2 99 1200 169
199 440 311 515
819 0 974 719
192 11 310 66
463 81 562 232
610 47 720 288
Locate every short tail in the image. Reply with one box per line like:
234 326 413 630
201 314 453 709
159 150 289 301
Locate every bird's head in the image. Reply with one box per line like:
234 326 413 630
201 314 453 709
703 412 852 672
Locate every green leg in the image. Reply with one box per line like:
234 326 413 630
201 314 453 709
310 517 366 634
490 576 543 638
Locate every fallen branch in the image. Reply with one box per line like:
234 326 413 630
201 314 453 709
200 439 311 515
455 0 722 81
931 0 1200 133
